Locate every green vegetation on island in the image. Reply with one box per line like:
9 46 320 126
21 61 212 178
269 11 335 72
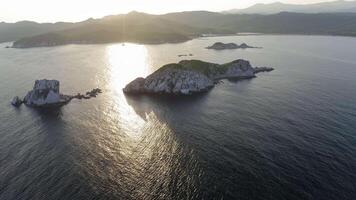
123 59 274 95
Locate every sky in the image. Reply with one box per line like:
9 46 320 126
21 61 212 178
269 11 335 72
0 0 339 23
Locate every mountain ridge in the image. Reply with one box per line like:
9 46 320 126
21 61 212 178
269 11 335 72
224 0 356 14
3 10 356 48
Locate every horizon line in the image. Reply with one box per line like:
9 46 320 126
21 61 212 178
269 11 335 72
1 0 355 24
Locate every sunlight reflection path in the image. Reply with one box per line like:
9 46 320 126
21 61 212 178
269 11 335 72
106 43 151 139
107 43 151 89
102 44 200 198
105 43 172 142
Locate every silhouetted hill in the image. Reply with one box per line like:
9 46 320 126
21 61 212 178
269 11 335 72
12 12 215 48
8 11 356 48
0 21 76 43
163 11 356 35
224 0 356 14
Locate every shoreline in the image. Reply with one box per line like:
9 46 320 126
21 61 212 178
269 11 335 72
5 33 356 49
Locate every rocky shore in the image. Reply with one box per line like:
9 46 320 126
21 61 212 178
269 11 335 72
123 59 274 95
206 42 260 50
11 79 102 108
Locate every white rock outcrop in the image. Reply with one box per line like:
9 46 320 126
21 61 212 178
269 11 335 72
23 79 69 107
11 80 103 108
124 69 214 95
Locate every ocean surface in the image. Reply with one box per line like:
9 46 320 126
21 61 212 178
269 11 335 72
0 35 356 200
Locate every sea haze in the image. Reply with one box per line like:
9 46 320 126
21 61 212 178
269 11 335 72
0 35 356 200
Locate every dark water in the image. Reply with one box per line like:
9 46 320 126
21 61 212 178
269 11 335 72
0 35 356 200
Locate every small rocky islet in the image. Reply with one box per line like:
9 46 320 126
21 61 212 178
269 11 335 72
206 42 261 50
11 79 102 108
12 60 273 107
123 59 274 95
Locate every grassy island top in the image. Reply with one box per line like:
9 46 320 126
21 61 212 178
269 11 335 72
155 59 251 77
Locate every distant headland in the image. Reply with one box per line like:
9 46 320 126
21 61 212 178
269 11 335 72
3 11 356 48
206 42 261 50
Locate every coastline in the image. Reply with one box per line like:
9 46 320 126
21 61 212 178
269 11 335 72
7 33 356 49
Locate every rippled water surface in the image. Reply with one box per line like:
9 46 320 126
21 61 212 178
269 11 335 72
0 35 356 200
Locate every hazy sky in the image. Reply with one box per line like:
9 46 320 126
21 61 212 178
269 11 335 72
0 0 340 23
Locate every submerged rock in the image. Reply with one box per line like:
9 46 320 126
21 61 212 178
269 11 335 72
123 59 272 95
206 42 259 50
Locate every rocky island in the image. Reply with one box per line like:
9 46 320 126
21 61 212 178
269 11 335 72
206 42 260 50
11 79 102 108
123 59 273 95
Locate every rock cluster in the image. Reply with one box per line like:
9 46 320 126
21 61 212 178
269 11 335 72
11 79 102 108
206 42 259 50
123 59 274 95
74 88 102 99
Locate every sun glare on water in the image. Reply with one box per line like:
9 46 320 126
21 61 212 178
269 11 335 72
68 43 186 196
106 43 151 89
105 43 150 137
105 43 174 143
103 44 184 181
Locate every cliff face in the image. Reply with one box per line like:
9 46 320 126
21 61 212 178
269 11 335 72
123 59 271 95
124 68 214 95
23 79 70 107
211 59 255 79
